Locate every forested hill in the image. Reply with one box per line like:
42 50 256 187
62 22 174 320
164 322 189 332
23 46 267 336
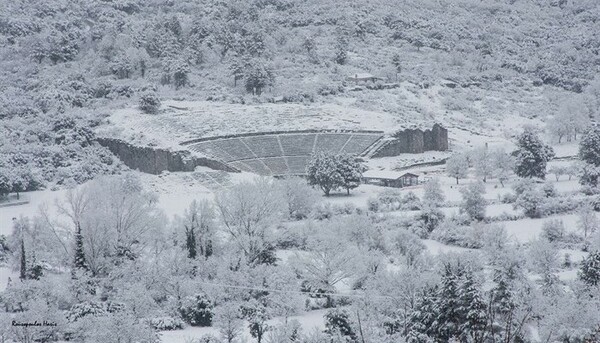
1 0 599 187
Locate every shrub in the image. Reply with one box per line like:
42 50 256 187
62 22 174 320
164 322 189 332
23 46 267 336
377 189 403 211
513 182 545 218
418 205 445 234
431 220 482 248
138 92 161 114
146 317 185 331
542 182 558 197
67 301 107 322
179 293 214 327
540 196 581 216
501 192 517 204
542 219 566 242
311 203 334 220
367 197 380 212
400 191 422 211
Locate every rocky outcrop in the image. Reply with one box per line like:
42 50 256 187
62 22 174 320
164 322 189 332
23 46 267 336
372 124 448 157
97 138 237 175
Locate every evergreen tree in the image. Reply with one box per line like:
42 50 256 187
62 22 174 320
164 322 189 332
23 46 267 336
458 272 488 343
579 126 600 187
512 129 555 179
434 264 463 341
392 53 402 81
19 239 26 281
333 36 348 65
578 250 600 286
73 224 88 273
185 224 197 259
406 287 439 341
324 308 357 341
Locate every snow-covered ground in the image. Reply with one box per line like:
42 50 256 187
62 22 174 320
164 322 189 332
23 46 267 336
159 309 327 343
100 100 407 149
500 214 579 243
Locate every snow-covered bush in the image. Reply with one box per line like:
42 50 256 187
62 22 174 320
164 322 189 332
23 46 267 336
146 316 184 331
179 293 214 327
392 230 426 266
311 203 335 220
542 181 558 198
138 92 161 114
431 220 482 249
500 192 517 204
400 191 422 211
542 219 566 243
367 197 380 212
459 182 486 221
513 181 545 218
277 177 320 220
418 205 445 235
67 301 107 322
540 196 581 216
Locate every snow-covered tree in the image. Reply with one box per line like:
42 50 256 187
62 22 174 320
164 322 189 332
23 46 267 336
446 153 469 184
459 182 486 221
244 58 274 95
458 272 487 343
336 154 364 195
277 177 320 220
138 92 161 114
548 165 567 181
324 308 357 341
579 126 600 187
578 250 600 286
293 230 356 307
512 129 555 179
73 220 88 273
214 303 243 343
548 96 589 143
435 264 463 340
178 200 215 259
578 202 599 240
423 178 445 208
215 178 283 265
472 146 494 183
492 149 515 187
528 238 559 277
513 180 545 218
241 299 271 343
541 219 566 242
306 152 343 196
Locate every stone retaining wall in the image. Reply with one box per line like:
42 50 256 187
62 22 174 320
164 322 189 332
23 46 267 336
97 138 237 175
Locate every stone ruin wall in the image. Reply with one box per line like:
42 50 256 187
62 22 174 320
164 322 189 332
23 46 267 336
97 138 237 175
372 124 448 157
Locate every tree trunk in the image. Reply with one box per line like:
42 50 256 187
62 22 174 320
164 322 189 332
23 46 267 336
456 177 459 185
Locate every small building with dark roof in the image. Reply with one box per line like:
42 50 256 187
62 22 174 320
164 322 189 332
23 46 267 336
362 170 419 188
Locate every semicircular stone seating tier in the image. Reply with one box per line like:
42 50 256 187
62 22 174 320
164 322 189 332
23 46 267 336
184 131 383 176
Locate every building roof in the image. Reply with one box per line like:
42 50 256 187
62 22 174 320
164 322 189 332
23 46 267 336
363 169 419 180
347 73 382 80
